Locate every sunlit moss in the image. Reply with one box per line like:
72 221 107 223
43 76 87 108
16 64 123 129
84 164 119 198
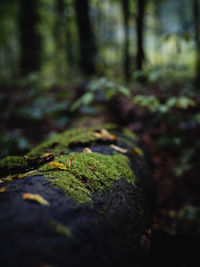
0 156 28 169
32 152 136 203
27 124 117 157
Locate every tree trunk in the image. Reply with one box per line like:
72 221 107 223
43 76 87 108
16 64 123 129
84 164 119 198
0 122 155 267
18 0 41 76
121 0 131 82
136 0 145 71
193 0 200 84
74 0 97 76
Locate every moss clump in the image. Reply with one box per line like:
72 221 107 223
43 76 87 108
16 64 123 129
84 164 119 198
33 152 136 203
0 156 28 169
28 124 117 157
122 128 138 141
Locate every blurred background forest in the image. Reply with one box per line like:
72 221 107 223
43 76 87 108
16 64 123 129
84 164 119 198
0 0 200 266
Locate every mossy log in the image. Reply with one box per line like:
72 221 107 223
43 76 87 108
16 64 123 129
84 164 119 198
0 123 155 267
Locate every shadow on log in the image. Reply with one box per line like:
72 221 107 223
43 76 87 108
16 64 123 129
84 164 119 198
0 123 155 267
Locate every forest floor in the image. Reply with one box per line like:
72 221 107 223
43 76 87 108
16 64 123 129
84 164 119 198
0 82 199 267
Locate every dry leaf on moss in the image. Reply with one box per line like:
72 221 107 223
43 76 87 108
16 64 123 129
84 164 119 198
110 144 128 153
83 147 93 153
22 193 50 206
92 129 117 140
47 161 67 170
69 153 81 169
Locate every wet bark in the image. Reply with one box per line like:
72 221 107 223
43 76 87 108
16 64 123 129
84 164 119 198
0 124 155 267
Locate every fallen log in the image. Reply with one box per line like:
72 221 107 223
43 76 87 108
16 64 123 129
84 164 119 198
0 123 155 267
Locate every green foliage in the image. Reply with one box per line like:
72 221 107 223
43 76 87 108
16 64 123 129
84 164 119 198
70 77 131 112
133 95 196 114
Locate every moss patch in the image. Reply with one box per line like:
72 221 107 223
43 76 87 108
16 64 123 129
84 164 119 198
27 124 117 157
32 152 136 203
122 128 138 141
0 156 28 169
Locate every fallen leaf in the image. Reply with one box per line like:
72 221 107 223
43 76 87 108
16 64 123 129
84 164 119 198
0 187 6 193
50 219 72 237
69 153 81 169
41 152 54 158
18 174 25 179
22 193 50 206
2 173 27 181
83 147 93 153
47 161 67 170
110 144 128 153
93 129 117 140
133 147 144 158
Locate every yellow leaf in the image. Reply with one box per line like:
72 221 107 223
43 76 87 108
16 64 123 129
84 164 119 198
22 193 50 206
110 144 128 153
133 147 144 158
47 161 67 170
41 152 54 158
50 219 72 237
18 174 25 179
0 187 6 193
93 129 117 140
83 147 93 153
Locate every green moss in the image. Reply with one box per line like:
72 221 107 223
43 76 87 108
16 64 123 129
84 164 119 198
28 124 117 157
32 152 136 203
122 128 138 141
0 156 28 169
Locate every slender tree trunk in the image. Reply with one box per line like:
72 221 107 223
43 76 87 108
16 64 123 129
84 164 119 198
74 0 97 76
54 0 74 68
18 0 41 76
193 0 200 84
136 0 145 71
121 0 131 82
65 2 74 66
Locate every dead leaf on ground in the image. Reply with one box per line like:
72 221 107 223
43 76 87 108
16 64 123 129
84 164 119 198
41 152 54 158
22 193 50 206
110 144 128 153
92 129 117 140
0 187 6 193
83 147 93 153
47 161 67 170
50 219 72 237
130 147 144 158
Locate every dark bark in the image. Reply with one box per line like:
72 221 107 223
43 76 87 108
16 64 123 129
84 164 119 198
121 0 131 82
136 0 145 71
74 0 97 76
193 0 200 84
0 154 54 178
0 124 155 267
18 0 41 76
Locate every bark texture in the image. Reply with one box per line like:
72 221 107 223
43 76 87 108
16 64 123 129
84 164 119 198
0 124 155 267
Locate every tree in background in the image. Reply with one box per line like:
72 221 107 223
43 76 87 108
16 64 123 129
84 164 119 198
18 0 41 76
136 0 146 71
193 0 200 84
54 0 74 67
74 0 97 76
121 0 131 82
